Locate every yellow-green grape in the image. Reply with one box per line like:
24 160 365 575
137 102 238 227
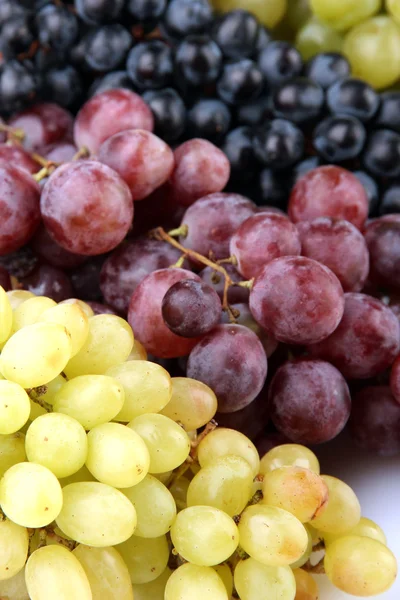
311 475 361 534
164 563 228 600
60 298 94 318
171 505 239 566
132 567 172 600
323 516 387 546
0 519 28 581
0 567 29 600
0 286 12 344
39 303 89 357
325 535 397 596
290 525 313 569
309 0 381 31
388 0 400 24
0 432 26 477
0 380 30 434
282 0 312 34
343 16 400 89
123 474 176 537
295 16 343 60
128 413 190 474
169 475 190 511
106 360 172 422
127 339 147 361
234 558 296 600
212 0 287 28
187 455 254 516
28 374 66 421
73 545 134 600
117 535 169 585
6 290 34 310
238 505 308 566
197 427 259 477
259 444 320 476
0 322 72 388
12 296 56 332
261 466 329 523
59 464 95 486
64 314 133 377
53 375 125 429
25 412 88 478
0 462 62 527
160 377 217 430
25 546 92 600
56 482 137 547
154 470 172 484
293 568 319 600
86 422 150 488
213 564 233 597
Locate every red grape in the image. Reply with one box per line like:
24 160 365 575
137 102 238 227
390 354 400 403
364 216 400 290
297 217 369 292
230 212 301 279
98 129 174 201
128 268 202 358
73 89 154 153
0 247 38 279
221 303 278 358
70 256 105 302
216 385 270 441
308 293 400 379
8 103 73 152
257 206 286 215
42 141 77 163
40 160 133 255
0 266 11 291
199 264 250 304
269 359 351 444
186 324 268 413
130 184 184 237
20 263 74 302
0 143 40 174
86 301 119 316
31 224 87 270
288 166 368 230
249 256 344 345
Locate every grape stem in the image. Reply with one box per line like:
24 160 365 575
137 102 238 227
0 123 25 142
26 386 53 412
72 146 90 161
303 557 326 574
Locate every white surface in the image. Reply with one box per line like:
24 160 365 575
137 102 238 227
313 431 399 600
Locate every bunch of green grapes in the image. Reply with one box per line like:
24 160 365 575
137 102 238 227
0 287 397 600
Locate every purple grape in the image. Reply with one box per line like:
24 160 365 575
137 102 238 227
215 385 270 441
20 263 74 302
199 264 249 304
220 303 278 358
31 224 87 270
0 266 11 291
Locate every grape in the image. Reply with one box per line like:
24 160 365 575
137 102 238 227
0 267 11 292
31 224 87 270
59 465 95 487
162 280 222 338
249 257 344 346
187 324 268 413
215 385 270 440
98 129 174 201
0 322 72 388
0 462 62 528
53 375 125 429
323 516 387 546
39 303 89 357
296 16 343 60
238 504 308 566
128 413 190 473
0 432 26 478
199 264 250 304
212 0 287 29
310 0 380 31
0 163 41 255
197 427 260 476
259 444 320 475
25 412 87 478
9 103 73 152
0 518 28 581
308 293 400 379
311 475 361 534
170 139 230 207
25 546 92 600
42 141 77 163
0 286 12 345
41 160 133 256
325 536 397 596
128 268 202 358
221 303 278 357
59 297 94 318
164 563 228 600
391 354 400 402
364 216 400 290
269 359 351 444
74 89 153 153
0 380 30 435
132 567 172 600
180 192 256 264
0 567 29 600
85 301 117 316
160 377 217 430
6 290 35 310
234 559 296 600
293 569 319 600
73 545 134 600
0 143 40 174
12 296 57 332
117 535 169 585
21 263 74 305
56 482 137 546
297 217 369 292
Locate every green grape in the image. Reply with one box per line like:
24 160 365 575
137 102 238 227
259 444 320 476
53 375 125 429
60 298 94 318
0 462 62 528
59 464 95 486
212 0 287 28
0 567 29 599
160 377 217 430
282 0 312 33
234 558 296 600
164 563 228 600
39 303 89 357
238 505 308 566
0 432 26 477
187 455 254 516
290 525 313 569
171 505 239 566
0 322 72 388
323 515 387 546
117 535 169 584
123 474 176 537
56 482 137 547
387 0 400 25
6 290 34 310
169 475 190 511
154 470 173 484
343 16 400 89
325 535 397 596
28 374 66 421
132 567 172 600
0 519 28 581
12 296 56 333
311 475 361 534
64 314 133 378
261 466 328 523
86 422 150 488
295 16 343 59
73 545 134 600
293 568 319 600
0 380 30 435
0 286 12 344
197 428 260 477
26 546 92 600
127 339 147 361
213 564 233 597
128 413 190 474
309 0 381 31
106 360 172 422
25 412 88 478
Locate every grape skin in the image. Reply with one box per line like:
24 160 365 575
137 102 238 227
311 475 361 535
234 558 296 600
117 535 169 585
0 143 40 174
0 518 28 581
160 377 217 431
364 215 400 290
259 444 320 475
8 102 73 152
164 563 228 600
